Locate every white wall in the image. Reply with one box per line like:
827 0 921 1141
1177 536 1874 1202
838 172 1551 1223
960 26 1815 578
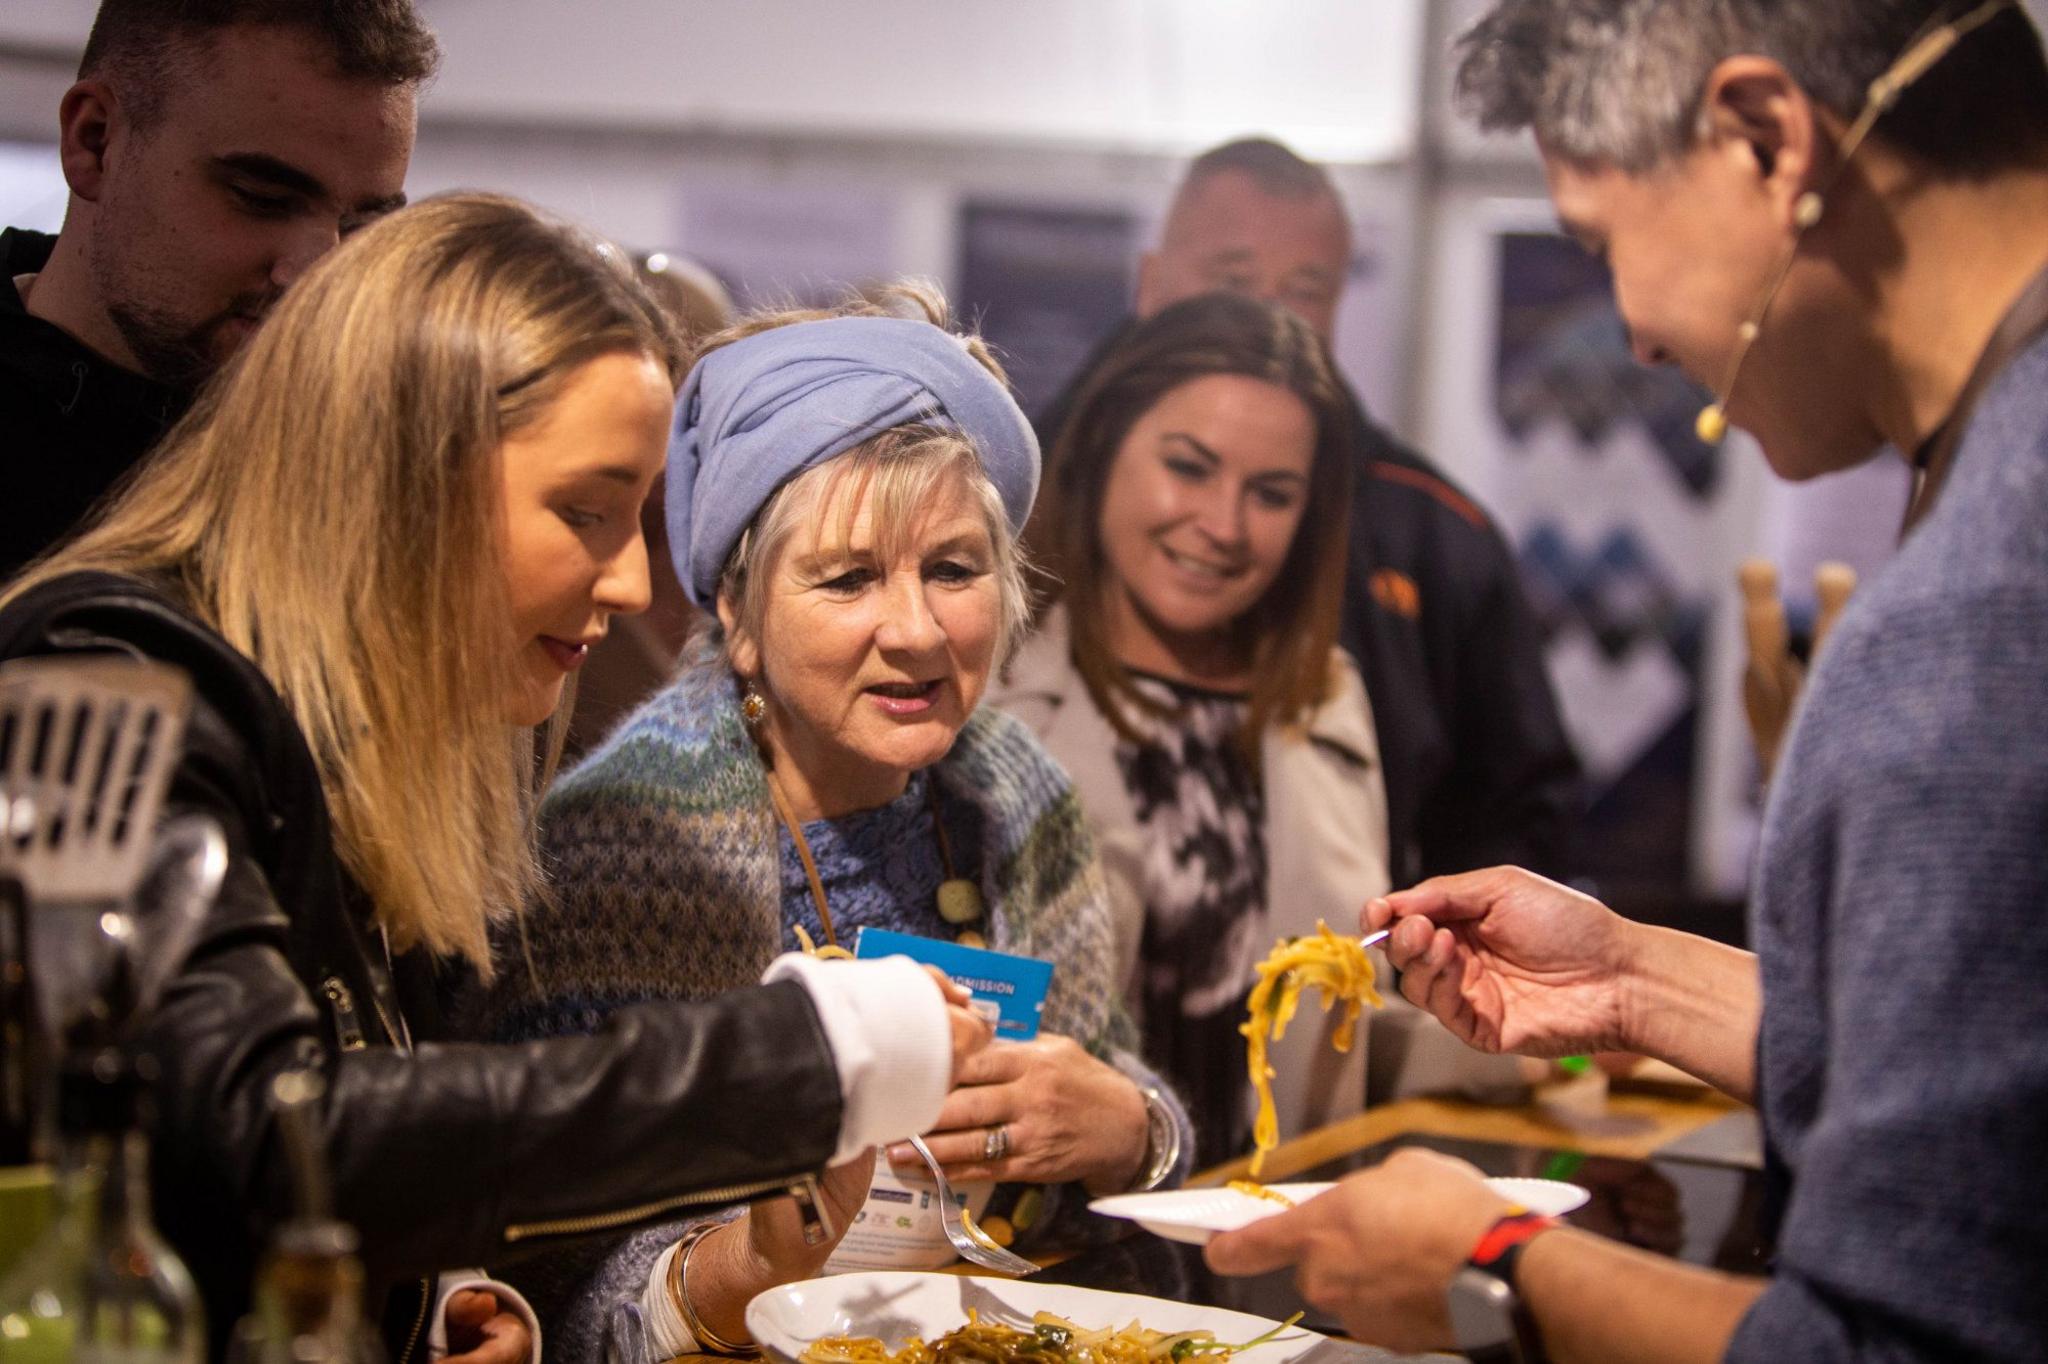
0 0 97 49
403 125 1422 431
418 0 1424 162
1 1 1428 160
0 2 1431 427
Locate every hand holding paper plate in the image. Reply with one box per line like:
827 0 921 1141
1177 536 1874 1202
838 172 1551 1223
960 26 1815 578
1089 1177 1588 1246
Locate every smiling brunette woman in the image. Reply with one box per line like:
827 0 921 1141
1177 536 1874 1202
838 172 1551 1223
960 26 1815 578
990 293 1392 1168
0 195 987 1364
477 286 1192 1363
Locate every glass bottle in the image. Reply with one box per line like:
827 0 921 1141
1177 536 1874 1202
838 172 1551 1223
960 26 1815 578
226 1071 381 1364
0 1154 90 1362
1 880 58 1307
1 880 47 1167
0 1051 204 1364
231 1222 382 1364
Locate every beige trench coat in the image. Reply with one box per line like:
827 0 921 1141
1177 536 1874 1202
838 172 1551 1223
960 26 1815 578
990 606 1393 1147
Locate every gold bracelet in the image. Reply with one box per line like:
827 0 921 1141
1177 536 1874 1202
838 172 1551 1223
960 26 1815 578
667 1220 755 1356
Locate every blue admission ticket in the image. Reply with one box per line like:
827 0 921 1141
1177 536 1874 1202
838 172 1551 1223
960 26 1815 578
853 928 1054 1042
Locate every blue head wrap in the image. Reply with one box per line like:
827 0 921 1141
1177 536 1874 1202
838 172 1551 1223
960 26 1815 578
666 315 1040 608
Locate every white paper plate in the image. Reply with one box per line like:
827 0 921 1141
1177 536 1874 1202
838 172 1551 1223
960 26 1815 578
1089 1177 1589 1245
745 1271 1448 1364
1484 1178 1593 1218
1088 1184 1338 1245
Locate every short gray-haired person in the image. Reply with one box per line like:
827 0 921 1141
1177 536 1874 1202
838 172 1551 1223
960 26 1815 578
1205 3 2048 1361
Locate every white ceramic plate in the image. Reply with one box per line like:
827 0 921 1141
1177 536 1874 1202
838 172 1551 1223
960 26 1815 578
1089 1177 1589 1246
745 1271 1447 1364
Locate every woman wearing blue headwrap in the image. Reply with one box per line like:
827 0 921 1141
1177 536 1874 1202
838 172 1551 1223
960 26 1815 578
473 286 1191 1362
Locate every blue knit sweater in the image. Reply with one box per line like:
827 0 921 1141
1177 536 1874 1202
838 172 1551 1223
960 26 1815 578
476 648 1189 1361
1727 334 2048 1360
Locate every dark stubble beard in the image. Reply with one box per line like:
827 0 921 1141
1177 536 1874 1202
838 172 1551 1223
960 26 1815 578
88 204 280 389
101 288 279 389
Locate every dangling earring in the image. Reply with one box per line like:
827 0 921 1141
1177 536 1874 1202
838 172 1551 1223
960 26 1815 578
740 680 767 728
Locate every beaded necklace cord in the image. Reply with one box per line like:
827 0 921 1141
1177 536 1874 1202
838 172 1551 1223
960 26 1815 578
763 766 987 949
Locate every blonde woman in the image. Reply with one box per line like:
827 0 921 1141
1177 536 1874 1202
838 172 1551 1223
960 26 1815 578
0 195 986 1363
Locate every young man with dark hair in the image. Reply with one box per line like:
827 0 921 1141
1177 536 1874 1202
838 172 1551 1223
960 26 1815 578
1047 136 1582 896
0 13 544 1360
1 0 438 578
1207 3 2048 1360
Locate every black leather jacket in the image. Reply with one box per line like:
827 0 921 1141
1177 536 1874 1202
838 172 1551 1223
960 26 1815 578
1337 423 1581 887
0 573 847 1361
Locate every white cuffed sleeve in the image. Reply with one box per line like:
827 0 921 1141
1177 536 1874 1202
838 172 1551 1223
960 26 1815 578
762 952 952 1162
637 1241 697 1359
427 1271 542 1362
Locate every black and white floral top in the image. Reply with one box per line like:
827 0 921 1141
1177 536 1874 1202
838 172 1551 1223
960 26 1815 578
1114 671 1267 1165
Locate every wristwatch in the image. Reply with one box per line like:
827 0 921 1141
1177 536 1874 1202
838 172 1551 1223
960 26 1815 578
1131 1085 1181 1191
1448 1268 1529 1364
1449 1210 1555 1363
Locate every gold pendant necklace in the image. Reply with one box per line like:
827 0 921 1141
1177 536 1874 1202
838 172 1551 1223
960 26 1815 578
764 767 987 950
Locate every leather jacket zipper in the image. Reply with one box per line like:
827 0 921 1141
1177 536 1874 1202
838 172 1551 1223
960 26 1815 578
502 1171 832 1246
395 1276 431 1364
321 976 367 1052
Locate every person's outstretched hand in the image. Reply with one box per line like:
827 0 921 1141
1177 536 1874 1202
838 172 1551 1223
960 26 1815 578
1205 1149 1511 1353
1365 867 1639 1060
887 1033 1149 1194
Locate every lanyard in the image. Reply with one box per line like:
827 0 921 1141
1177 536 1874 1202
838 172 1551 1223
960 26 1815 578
1903 259 2048 534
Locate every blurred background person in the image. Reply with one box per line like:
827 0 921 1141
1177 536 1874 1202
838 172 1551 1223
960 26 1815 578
1040 136 1581 897
996 293 1380 1166
2 0 431 578
1000 291 1530 1165
0 194 986 1361
476 286 1190 1361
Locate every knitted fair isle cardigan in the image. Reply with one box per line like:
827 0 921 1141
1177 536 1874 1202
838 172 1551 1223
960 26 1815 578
476 656 1177 1359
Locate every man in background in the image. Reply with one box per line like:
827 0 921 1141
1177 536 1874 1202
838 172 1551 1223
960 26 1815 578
1044 137 1581 893
1 0 432 578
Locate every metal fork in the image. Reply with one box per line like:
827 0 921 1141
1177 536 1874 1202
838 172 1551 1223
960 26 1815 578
905 1134 1039 1276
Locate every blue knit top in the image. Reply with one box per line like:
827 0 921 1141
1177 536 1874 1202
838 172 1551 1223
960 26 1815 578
478 649 1195 1364
1726 332 2048 1360
779 769 983 953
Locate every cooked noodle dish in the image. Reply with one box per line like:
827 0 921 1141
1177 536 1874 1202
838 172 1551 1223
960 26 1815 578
800 1307 1305 1364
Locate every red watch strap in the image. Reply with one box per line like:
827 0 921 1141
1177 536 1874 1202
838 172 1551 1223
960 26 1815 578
1470 1209 1559 1273
1464 1209 1559 1362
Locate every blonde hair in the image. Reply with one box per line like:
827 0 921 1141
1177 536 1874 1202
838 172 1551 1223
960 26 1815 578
7 193 681 974
701 284 1031 667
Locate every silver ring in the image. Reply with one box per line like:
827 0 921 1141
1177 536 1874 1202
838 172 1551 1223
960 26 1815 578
982 1123 1010 1162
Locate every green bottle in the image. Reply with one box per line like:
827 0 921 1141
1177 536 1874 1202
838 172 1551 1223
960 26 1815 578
0 1051 203 1364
